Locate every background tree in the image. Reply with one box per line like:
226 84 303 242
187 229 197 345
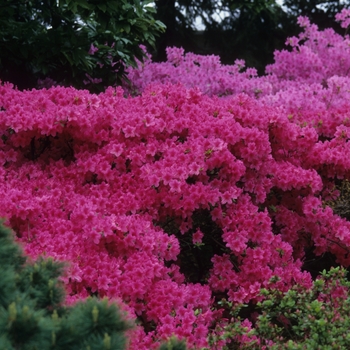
153 0 348 73
283 0 346 30
0 0 165 92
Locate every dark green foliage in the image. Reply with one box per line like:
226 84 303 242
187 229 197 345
0 0 165 92
0 222 27 310
17 257 67 310
51 298 130 350
0 220 132 349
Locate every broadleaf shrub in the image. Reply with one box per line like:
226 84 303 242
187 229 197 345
0 0 166 92
2 8 350 349
206 267 350 349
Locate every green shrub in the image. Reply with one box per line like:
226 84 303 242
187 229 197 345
208 267 350 349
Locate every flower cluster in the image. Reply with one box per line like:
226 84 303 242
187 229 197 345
126 11 350 117
2 9 350 349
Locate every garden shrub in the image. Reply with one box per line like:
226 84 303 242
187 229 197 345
206 267 350 349
2 8 350 350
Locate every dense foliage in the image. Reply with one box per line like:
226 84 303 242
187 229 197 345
207 267 350 349
2 8 350 349
0 0 165 92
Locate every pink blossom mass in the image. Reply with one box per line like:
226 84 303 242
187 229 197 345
1 10 350 349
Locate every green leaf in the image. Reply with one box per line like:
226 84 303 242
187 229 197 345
97 4 107 12
62 52 74 65
124 24 130 34
155 20 167 30
75 0 92 10
144 6 156 14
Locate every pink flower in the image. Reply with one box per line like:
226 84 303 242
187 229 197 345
336 8 350 28
192 229 203 244
88 43 99 55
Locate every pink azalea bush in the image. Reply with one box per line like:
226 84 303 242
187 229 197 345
2 9 350 349
126 11 350 116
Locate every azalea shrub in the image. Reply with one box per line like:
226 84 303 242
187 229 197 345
1 9 350 350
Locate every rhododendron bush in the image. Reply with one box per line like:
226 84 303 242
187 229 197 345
2 10 350 349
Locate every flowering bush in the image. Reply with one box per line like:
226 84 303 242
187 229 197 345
126 12 350 117
2 8 350 349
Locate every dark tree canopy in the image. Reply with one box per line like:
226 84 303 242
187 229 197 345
0 0 165 91
283 0 346 29
153 0 348 73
